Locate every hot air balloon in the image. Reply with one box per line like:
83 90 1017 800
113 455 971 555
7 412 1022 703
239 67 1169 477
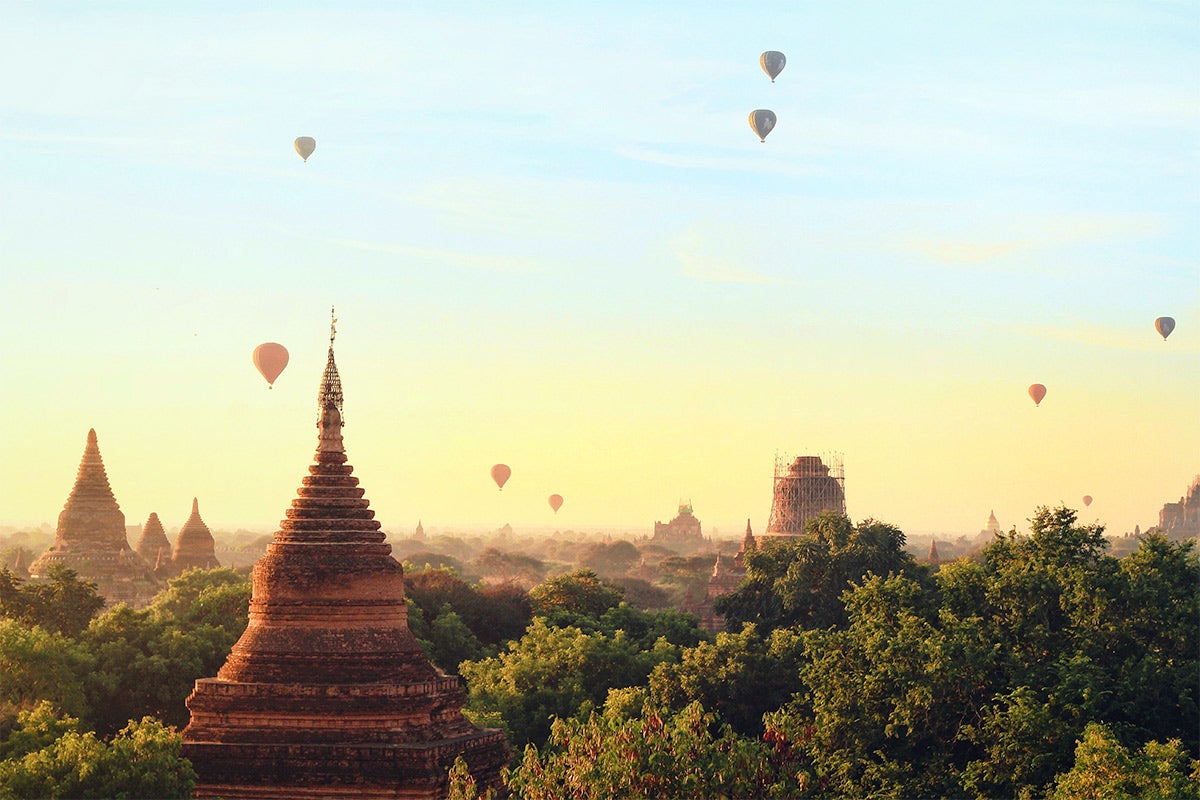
548 494 563 513
252 343 289 389
1155 316 1175 340
749 109 776 142
1082 495 1093 507
760 51 786 82
490 464 511 491
294 137 316 162
1028 383 1047 406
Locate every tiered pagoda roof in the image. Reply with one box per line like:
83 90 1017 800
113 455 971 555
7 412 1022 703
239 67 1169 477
172 498 220 573
183 319 508 799
135 512 172 567
28 429 160 607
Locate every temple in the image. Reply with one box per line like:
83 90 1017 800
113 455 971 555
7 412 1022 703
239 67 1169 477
685 519 757 633
135 512 173 578
27 429 159 608
171 498 221 574
763 453 846 537
182 315 509 799
653 502 703 549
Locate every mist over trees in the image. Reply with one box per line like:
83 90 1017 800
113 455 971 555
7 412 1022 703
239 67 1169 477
0 507 1196 798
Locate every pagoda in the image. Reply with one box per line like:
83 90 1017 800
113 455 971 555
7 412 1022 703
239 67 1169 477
183 314 509 799
135 512 173 578
172 498 221 574
27 429 159 607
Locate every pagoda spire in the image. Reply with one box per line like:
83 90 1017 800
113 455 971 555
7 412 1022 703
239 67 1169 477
318 305 343 425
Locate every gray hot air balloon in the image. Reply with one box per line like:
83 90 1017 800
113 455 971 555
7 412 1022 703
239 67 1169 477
1155 316 1175 340
760 51 786 82
749 110 777 142
294 136 316 162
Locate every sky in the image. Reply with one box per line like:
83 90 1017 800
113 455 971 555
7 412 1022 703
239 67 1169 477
1 1 1197 540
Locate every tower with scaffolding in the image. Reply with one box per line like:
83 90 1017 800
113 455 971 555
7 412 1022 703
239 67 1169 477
764 452 846 537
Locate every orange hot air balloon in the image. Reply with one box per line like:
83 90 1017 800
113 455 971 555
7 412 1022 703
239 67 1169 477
1028 383 1047 406
252 343 290 389
1082 495 1093 507
490 464 511 490
548 494 563 513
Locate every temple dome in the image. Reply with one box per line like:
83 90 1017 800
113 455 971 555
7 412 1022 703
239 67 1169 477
172 498 220 573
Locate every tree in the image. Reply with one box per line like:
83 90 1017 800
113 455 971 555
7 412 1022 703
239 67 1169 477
0 715 195 799
506 700 810 799
1048 722 1200 800
460 618 674 751
527 569 624 623
715 513 925 632
0 621 89 725
145 567 250 633
576 540 640 578
0 565 104 638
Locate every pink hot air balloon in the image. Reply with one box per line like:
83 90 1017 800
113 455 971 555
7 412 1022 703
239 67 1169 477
548 494 563 513
252 343 290 389
1082 495 1093 507
1028 383 1047 407
490 463 511 491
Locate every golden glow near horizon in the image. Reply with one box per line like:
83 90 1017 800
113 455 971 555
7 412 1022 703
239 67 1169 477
1 3 1196 541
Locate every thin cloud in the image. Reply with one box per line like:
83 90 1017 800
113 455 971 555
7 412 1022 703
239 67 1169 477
675 251 791 285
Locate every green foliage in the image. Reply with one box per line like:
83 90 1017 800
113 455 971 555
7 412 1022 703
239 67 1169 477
0 703 80 761
460 618 675 751
527 569 624 621
0 621 90 725
1048 722 1200 800
145 567 251 631
575 540 640 578
0 716 195 799
715 513 924 632
647 623 804 736
405 568 531 648
445 755 498 800
80 608 236 735
506 700 811 799
0 564 104 637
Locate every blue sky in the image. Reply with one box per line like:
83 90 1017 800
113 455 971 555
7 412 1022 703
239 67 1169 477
1 2 1196 537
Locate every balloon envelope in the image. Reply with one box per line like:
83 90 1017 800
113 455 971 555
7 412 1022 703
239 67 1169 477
294 136 316 162
252 343 289 388
749 109 777 142
490 464 511 490
548 494 563 513
1155 316 1175 340
1028 383 1047 406
1082 495 1093 507
760 50 786 82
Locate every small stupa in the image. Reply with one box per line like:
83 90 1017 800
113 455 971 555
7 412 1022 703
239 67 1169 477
27 429 159 607
183 312 509 799
172 498 220 574
135 512 171 564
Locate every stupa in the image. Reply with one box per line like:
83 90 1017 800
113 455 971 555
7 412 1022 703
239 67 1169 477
172 498 221 574
135 512 172 570
183 314 509 799
27 429 160 607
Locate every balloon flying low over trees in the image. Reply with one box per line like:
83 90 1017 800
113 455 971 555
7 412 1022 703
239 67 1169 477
748 110 776 142
1155 316 1175 340
252 343 289 389
293 137 316 162
759 51 786 82
1028 383 1047 406
490 464 511 490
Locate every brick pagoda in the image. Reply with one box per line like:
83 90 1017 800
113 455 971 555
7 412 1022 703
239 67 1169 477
182 319 509 799
172 497 221 574
28 429 159 607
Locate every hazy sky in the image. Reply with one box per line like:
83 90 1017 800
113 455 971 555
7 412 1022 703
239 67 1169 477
2 2 1196 539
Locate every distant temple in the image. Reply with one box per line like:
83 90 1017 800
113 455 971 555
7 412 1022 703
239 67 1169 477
763 453 846 537
171 498 221 574
27 429 159 608
183 314 509 799
685 519 757 633
981 510 1002 537
653 502 703 547
134 512 172 578
1154 476 1200 542
413 519 425 540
